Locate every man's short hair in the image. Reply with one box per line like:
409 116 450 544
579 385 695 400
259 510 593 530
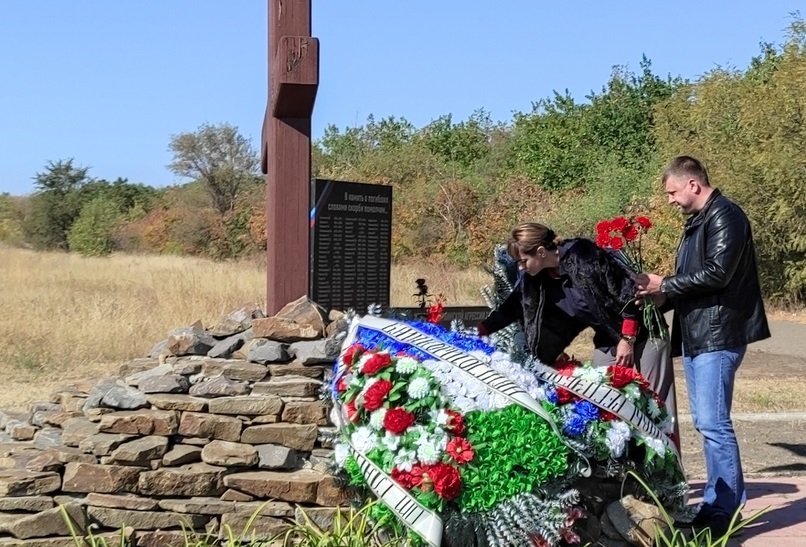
662 155 710 186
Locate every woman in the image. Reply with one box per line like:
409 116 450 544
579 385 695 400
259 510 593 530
478 222 679 441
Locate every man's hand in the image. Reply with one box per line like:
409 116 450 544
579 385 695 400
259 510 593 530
615 338 634 367
635 273 665 296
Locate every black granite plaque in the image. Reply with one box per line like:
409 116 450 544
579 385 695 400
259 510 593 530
309 179 393 311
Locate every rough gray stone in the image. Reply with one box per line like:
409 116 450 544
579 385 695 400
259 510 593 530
109 436 169 466
247 340 291 364
288 338 340 365
162 444 202 467
256 444 302 470
188 376 250 398
138 374 190 394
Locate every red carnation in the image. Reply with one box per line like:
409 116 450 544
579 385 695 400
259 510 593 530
609 236 624 250
361 352 393 376
623 224 639 242
595 233 611 248
446 437 475 464
383 407 415 435
391 467 417 489
409 464 426 488
596 220 611 234
635 216 652 230
428 463 462 500
345 400 361 423
601 410 619 421
608 365 641 389
445 409 466 436
336 376 348 393
363 380 393 411
342 344 364 368
610 216 629 231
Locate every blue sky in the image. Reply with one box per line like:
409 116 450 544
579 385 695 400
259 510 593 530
0 1 800 195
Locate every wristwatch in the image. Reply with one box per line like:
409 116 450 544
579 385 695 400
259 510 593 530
620 335 637 345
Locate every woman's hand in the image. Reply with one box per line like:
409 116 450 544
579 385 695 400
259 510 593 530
615 338 634 367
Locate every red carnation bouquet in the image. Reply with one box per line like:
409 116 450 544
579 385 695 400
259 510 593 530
595 215 668 340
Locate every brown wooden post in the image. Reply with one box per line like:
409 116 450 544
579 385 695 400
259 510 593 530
262 0 319 314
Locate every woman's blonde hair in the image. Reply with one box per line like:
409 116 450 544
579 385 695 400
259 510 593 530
506 222 563 259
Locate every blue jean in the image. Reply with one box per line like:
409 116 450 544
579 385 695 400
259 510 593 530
683 346 747 516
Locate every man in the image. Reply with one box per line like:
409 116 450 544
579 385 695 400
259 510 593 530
636 155 770 538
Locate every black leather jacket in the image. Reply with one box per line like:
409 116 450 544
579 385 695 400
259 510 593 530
661 190 770 357
480 238 643 364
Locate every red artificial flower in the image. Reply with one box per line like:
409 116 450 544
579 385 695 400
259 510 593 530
595 232 612 248
445 409 466 436
336 376 348 393
383 407 415 435
361 352 393 376
391 467 417 489
635 216 652 230
446 437 475 464
363 380 393 411
623 224 639 242
409 464 426 488
345 400 361 423
608 365 651 390
556 387 575 404
342 343 364 368
596 220 611 234
428 463 462 500
610 216 629 232
426 294 447 324
601 410 619 421
555 363 577 377
609 236 624 250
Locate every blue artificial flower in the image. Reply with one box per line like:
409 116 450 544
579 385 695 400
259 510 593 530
563 414 587 437
575 400 600 423
545 387 559 405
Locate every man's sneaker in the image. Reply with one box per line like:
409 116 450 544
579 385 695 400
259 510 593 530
690 512 744 539
673 503 712 527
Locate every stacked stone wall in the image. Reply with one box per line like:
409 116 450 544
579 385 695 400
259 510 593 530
0 299 350 546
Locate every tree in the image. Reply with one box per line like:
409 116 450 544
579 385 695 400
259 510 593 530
22 159 91 250
168 123 260 215
67 195 121 256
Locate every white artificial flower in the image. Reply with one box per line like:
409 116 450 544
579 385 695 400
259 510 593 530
527 385 547 401
393 448 417 471
350 426 378 455
409 425 429 446
395 356 419 375
432 428 449 450
623 384 641 401
605 421 632 458
334 442 350 467
407 377 430 399
643 435 666 457
453 396 477 413
382 432 400 452
369 408 387 430
577 366 605 384
647 397 661 419
417 440 441 465
431 409 450 427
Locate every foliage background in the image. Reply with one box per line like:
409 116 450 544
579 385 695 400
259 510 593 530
1 21 804 304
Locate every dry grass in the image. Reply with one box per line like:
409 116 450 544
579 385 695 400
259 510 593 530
1 247 804 413
0 248 265 409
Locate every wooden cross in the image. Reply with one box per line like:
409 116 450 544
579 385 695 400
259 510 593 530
261 0 319 314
